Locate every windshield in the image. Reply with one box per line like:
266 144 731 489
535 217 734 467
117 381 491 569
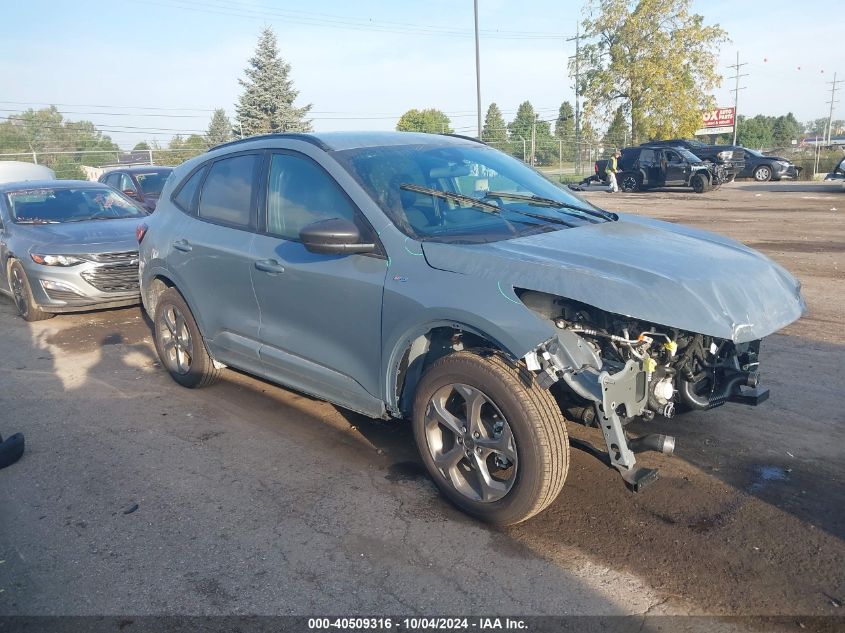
676 148 702 162
7 187 147 224
334 144 604 243
134 170 172 195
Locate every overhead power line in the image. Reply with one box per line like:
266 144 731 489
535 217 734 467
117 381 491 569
129 0 567 40
727 51 749 145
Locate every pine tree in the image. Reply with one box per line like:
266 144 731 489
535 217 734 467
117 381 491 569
482 103 508 145
235 27 312 136
603 105 628 149
207 108 233 146
555 102 575 140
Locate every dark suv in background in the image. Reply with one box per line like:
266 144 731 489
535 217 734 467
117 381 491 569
595 145 726 193
99 166 173 211
645 139 744 180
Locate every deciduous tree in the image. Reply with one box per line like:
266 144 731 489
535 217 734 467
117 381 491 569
395 109 453 134
576 0 727 142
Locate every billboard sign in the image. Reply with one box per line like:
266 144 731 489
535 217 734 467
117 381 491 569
695 107 735 136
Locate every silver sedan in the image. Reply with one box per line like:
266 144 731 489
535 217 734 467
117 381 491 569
0 180 147 321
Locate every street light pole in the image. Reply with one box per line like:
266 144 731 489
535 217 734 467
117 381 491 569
474 0 482 139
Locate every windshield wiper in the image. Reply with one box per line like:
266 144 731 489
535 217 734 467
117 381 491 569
485 191 618 222
504 208 579 228
14 219 58 224
399 183 501 214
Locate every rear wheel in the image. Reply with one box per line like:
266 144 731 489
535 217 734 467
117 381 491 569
753 165 772 182
153 287 221 388
8 261 53 322
412 351 569 525
620 172 641 192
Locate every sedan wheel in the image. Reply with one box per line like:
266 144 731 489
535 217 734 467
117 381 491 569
158 304 194 375
754 165 772 182
8 261 52 322
423 383 518 503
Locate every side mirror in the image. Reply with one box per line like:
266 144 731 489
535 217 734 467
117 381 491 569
123 189 138 198
299 218 376 255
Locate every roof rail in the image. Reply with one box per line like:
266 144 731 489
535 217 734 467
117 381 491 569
440 133 488 146
210 133 330 152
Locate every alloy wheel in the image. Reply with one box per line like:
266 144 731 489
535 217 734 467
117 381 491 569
755 166 771 181
158 304 194 375
10 267 27 316
423 383 518 503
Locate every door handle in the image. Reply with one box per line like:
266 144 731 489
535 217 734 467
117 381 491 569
254 259 285 274
173 239 192 252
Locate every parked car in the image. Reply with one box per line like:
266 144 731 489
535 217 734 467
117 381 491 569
0 180 147 321
824 155 845 191
139 132 804 524
99 166 173 211
0 161 55 184
728 148 800 182
644 139 744 180
592 145 727 193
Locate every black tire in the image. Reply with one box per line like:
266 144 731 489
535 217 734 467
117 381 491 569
8 260 53 322
753 165 772 182
691 173 709 194
620 172 641 192
412 351 569 525
153 287 221 388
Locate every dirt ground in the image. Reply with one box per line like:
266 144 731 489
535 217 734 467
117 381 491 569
0 180 842 628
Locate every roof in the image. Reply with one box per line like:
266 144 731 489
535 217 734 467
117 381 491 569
105 165 174 173
0 179 108 193
212 131 484 153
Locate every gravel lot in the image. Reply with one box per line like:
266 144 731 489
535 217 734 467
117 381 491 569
0 180 842 627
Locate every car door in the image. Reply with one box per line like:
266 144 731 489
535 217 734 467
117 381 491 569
168 152 263 368
662 150 687 185
0 198 10 291
250 150 388 414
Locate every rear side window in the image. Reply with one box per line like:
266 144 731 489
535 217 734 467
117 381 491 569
173 166 207 214
639 149 655 163
199 154 259 228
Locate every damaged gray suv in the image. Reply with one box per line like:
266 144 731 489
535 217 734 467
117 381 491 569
138 132 804 525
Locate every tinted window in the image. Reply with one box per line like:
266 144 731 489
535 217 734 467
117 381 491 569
173 166 207 213
639 149 655 163
664 150 680 162
118 173 136 192
266 153 358 241
134 170 172 195
199 154 259 227
105 173 120 188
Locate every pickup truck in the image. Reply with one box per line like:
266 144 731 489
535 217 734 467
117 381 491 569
587 145 727 193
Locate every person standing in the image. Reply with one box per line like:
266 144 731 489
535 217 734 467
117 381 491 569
606 149 621 193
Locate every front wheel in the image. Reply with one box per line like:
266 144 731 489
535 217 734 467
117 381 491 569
153 287 221 388
8 261 53 322
412 351 569 525
691 173 710 194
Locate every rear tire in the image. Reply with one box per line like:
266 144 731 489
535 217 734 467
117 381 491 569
753 165 772 182
153 287 221 388
8 261 53 322
620 172 641 192
412 351 569 525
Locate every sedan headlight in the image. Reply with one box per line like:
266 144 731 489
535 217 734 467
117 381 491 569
30 254 84 267
778 160 791 167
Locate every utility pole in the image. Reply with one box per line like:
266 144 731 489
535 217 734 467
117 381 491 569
566 27 582 172
825 72 842 145
473 0 482 140
530 116 537 166
727 51 748 146
517 135 526 162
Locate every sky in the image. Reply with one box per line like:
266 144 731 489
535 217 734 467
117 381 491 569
0 0 840 149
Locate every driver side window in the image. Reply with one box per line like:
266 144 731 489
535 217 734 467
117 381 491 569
664 151 680 162
266 153 360 241
118 173 136 193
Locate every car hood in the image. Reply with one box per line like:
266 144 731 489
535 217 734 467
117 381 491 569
13 217 142 255
421 214 805 343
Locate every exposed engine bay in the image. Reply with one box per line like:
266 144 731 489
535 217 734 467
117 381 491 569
519 290 769 489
